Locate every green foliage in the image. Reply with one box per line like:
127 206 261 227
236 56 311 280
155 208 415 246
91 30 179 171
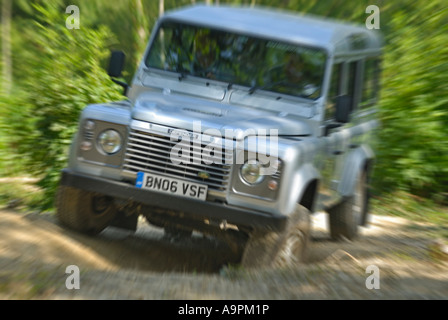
0 92 35 176
373 3 448 200
1 0 448 211
371 191 448 239
0 177 44 211
2 2 123 209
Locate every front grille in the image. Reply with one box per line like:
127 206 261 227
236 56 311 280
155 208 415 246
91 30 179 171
123 127 233 194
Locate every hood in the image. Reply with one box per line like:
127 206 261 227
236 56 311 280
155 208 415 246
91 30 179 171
132 92 311 139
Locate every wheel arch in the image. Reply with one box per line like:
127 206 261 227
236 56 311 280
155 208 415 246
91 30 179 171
338 144 375 197
283 163 320 215
299 178 319 213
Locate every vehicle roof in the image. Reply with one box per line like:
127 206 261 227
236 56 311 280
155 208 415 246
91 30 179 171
161 5 382 56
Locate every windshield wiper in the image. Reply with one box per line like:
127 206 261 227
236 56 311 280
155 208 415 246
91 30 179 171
248 80 287 95
175 65 189 81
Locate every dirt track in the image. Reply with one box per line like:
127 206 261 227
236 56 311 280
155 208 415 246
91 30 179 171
0 208 447 300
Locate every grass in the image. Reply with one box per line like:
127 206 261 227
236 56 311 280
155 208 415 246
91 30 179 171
387 249 421 262
371 190 448 239
1 173 446 238
0 176 45 212
1 171 446 239
0 266 62 299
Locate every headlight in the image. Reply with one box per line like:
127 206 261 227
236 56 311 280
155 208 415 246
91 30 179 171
98 129 122 154
240 160 264 185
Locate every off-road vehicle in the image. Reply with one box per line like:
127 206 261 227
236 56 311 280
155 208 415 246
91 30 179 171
56 5 383 268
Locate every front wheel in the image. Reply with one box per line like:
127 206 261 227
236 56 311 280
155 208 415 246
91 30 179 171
328 171 369 241
240 205 311 269
56 185 117 235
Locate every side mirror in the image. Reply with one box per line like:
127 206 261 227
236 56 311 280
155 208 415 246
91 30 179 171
108 50 126 78
107 50 128 95
335 95 352 123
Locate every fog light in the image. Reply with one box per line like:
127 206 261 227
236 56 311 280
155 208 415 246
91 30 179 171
267 180 278 191
80 141 92 151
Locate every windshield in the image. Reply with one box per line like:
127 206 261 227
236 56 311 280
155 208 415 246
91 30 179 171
146 22 327 100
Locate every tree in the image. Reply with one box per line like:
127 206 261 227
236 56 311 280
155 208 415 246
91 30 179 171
2 0 447 208
1 0 12 94
4 2 123 209
373 2 448 200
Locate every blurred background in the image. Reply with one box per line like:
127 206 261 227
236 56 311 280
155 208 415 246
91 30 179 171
0 0 446 235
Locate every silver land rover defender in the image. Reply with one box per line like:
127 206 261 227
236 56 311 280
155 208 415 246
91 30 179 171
56 5 382 268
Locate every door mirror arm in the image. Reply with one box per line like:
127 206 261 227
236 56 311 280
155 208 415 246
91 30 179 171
324 123 343 136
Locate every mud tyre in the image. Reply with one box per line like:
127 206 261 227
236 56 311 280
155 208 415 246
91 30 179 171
240 205 311 269
56 185 116 235
328 171 369 241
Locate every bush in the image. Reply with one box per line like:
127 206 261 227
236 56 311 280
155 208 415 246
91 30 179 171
373 4 448 201
3 2 123 210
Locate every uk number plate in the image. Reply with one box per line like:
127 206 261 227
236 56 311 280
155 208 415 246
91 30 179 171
136 172 208 201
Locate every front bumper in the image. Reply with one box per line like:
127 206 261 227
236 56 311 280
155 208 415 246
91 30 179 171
59 169 286 232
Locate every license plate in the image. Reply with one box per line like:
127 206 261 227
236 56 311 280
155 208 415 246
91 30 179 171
136 172 208 201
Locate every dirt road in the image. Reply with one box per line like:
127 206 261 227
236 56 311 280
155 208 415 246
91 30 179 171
0 208 447 299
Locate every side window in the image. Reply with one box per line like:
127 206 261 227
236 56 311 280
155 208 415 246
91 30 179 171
325 63 342 121
346 60 363 111
361 58 380 107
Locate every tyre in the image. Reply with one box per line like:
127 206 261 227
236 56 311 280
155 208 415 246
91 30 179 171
240 205 311 269
56 185 117 235
328 171 368 241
